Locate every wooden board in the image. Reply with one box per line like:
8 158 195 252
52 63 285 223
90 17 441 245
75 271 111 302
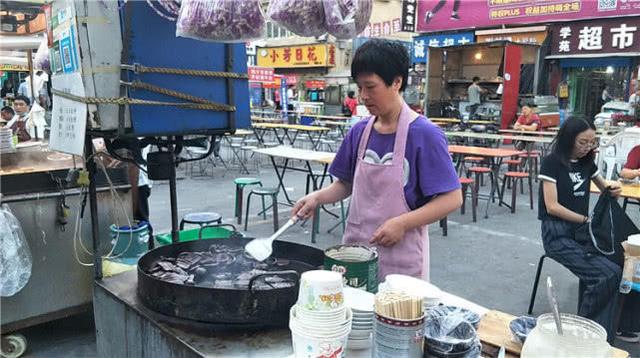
477 310 523 356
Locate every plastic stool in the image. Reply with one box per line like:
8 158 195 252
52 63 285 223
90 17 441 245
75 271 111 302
234 177 262 225
528 255 583 315
180 212 222 230
468 166 494 221
244 187 280 233
459 177 476 218
499 171 533 213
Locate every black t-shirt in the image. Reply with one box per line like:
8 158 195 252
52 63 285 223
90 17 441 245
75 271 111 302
538 154 599 221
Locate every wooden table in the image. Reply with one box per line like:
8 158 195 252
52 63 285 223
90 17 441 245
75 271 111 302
252 146 336 243
499 129 558 136
251 116 286 123
448 145 525 218
430 117 495 125
318 120 351 137
252 122 330 150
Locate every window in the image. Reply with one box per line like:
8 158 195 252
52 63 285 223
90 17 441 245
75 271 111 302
267 22 273 38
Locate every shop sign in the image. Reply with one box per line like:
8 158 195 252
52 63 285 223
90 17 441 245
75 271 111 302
549 18 640 57
416 0 640 33
476 27 547 45
0 64 29 72
412 32 475 63
283 74 298 86
248 66 274 82
401 0 417 32
256 44 335 68
305 80 325 89
360 18 402 38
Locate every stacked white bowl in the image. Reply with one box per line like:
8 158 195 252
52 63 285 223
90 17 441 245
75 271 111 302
0 128 15 153
289 270 352 358
343 286 375 350
380 274 442 312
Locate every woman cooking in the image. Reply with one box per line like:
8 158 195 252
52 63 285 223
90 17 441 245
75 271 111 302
292 40 462 282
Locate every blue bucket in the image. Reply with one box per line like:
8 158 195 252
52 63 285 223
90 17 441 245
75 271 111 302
109 221 149 258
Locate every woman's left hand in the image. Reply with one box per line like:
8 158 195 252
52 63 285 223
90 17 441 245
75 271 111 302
370 218 406 247
606 181 622 197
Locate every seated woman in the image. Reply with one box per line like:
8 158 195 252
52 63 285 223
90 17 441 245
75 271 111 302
514 105 540 131
538 117 623 343
620 144 640 180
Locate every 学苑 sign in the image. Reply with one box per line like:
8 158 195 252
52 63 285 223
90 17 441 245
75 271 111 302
256 44 335 68
412 32 475 63
549 18 640 57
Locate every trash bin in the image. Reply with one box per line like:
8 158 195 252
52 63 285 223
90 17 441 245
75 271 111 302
109 221 150 258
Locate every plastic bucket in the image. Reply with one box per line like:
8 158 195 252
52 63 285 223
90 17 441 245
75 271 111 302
324 244 378 293
154 225 237 246
109 221 149 258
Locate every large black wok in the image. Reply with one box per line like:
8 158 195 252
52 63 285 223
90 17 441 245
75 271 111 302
137 234 324 327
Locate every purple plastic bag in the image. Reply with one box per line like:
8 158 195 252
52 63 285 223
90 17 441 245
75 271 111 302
176 0 265 42
267 0 327 37
323 0 372 39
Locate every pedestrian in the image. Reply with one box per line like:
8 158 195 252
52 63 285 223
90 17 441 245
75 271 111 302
1 81 14 99
1 106 14 125
292 39 462 282
514 105 541 131
538 116 623 342
467 76 485 119
342 90 358 116
274 88 281 110
6 95 31 142
602 85 614 103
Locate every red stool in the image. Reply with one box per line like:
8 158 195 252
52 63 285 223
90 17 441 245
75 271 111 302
518 152 540 180
459 177 476 220
464 156 489 185
468 167 493 221
499 171 533 213
503 158 523 190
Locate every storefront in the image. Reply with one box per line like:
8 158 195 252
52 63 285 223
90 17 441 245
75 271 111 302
546 17 640 121
256 43 335 111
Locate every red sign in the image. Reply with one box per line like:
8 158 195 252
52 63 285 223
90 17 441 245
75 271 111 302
305 80 326 89
283 74 298 85
248 66 274 83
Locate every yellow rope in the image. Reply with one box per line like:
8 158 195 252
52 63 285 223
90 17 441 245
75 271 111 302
122 81 234 111
129 64 249 80
52 89 236 112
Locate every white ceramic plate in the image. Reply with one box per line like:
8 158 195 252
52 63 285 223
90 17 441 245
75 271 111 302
344 286 375 312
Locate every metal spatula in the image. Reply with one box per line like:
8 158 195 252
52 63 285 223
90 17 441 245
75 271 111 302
245 217 298 261
546 276 563 335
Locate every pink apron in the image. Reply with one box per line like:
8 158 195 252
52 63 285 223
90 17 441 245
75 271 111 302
343 103 430 282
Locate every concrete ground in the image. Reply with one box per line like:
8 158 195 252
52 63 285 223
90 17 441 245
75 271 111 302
10 153 640 357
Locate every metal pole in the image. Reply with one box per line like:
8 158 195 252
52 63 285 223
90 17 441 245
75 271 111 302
168 137 179 243
85 135 102 279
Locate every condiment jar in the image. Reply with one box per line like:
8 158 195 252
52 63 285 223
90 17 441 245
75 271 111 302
521 313 611 358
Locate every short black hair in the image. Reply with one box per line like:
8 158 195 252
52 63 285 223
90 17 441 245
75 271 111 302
351 39 409 92
347 90 355 98
551 116 596 167
1 106 15 116
472 76 480 83
14 95 30 106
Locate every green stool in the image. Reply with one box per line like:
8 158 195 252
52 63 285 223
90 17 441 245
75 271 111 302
234 177 263 225
244 187 280 233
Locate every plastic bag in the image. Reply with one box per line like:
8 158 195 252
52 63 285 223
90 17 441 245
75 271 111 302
424 314 481 357
176 0 265 42
34 37 50 71
323 0 372 39
267 0 327 37
425 305 481 329
0 204 32 297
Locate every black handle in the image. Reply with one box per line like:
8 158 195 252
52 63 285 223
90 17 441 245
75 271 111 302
197 223 240 240
248 270 299 294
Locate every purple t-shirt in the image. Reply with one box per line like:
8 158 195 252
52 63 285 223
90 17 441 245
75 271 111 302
330 116 461 210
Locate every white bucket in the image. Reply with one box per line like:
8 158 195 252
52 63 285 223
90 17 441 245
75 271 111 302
291 325 350 358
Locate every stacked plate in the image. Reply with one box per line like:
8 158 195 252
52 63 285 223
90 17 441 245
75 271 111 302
0 128 15 153
344 286 374 350
380 274 443 311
